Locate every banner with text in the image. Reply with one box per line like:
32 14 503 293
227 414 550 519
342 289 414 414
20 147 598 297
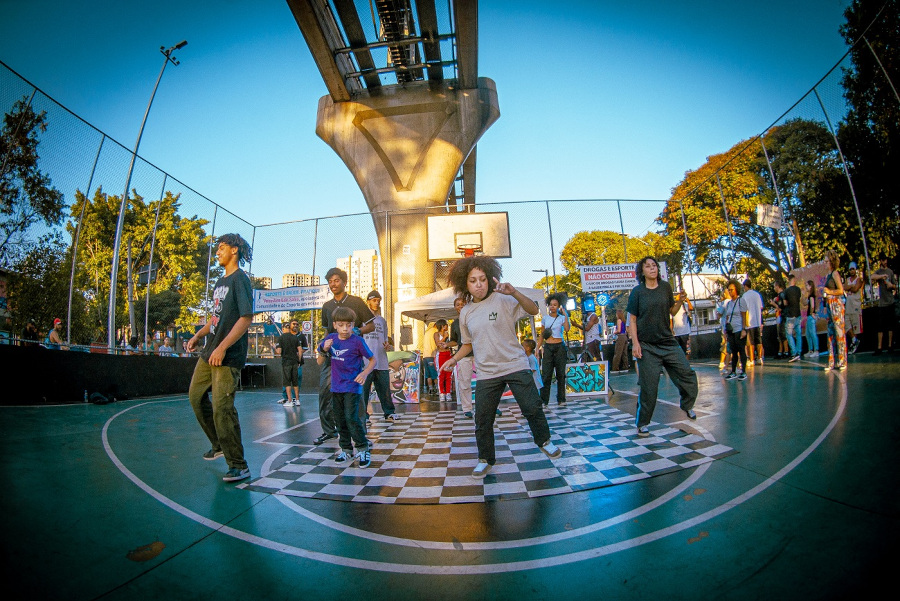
579 262 667 293
252 285 331 313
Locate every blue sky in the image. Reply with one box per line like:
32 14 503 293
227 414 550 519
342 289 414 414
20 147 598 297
0 0 851 240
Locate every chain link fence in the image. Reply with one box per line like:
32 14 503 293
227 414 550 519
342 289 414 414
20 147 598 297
1 14 896 357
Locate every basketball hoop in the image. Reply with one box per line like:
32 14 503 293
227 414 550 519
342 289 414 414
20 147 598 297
457 243 483 258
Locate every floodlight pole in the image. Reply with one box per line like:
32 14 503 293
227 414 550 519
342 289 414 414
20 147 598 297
107 41 187 351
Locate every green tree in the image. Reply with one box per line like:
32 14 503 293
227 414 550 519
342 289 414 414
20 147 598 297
838 0 900 261
660 120 848 284
67 188 213 336
0 97 65 264
5 233 91 342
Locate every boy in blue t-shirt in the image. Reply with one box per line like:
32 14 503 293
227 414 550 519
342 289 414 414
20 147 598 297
316 307 375 467
522 339 543 390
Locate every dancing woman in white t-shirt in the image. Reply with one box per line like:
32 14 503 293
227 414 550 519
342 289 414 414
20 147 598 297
440 256 562 478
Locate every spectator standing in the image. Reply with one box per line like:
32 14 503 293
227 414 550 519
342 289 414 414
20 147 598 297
158 337 175 357
722 280 749 381
844 262 864 354
579 307 603 361
440 256 561 478
671 290 693 357
611 309 631 372
434 319 454 402
422 321 440 396
277 320 304 406
362 290 397 422
626 256 698 435
822 250 848 372
742 279 764 366
805 280 819 358
185 233 254 483
48 318 65 350
870 254 896 354
784 274 803 362
538 292 571 407
770 282 788 359
448 296 474 418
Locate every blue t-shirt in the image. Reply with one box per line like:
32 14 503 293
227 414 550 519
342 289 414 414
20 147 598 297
318 333 373 393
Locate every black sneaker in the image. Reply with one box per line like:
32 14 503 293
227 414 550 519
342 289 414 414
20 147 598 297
314 432 337 445
358 449 371 468
202 449 224 461
737 373 747 381
685 409 697 420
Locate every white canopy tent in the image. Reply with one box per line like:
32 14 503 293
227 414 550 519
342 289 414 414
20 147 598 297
393 287 546 351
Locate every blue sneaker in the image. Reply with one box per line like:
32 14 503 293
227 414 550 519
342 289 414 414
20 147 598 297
222 467 250 482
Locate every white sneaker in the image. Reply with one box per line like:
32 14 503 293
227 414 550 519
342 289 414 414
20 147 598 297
540 440 562 458
472 460 492 478
292 399 301 406
386 413 398 422
439 393 446 402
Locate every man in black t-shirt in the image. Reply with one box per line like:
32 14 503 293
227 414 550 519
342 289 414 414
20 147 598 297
186 234 254 483
314 267 375 445
277 320 304 406
784 273 803 361
626 257 698 437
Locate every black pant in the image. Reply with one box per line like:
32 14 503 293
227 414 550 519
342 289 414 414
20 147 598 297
727 331 747 373
540 342 567 404
318 356 335 436
636 339 698 428
475 370 552 465
363 369 394 417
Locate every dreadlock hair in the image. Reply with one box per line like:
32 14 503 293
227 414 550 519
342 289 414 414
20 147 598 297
216 233 252 266
446 256 502 302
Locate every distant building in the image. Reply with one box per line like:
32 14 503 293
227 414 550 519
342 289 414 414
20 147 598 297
282 273 320 288
256 276 272 290
336 249 383 299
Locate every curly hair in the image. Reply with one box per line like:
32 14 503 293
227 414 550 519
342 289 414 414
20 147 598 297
216 233 252 266
544 291 567 308
446 256 502 302
635 256 660 285
825 249 840 270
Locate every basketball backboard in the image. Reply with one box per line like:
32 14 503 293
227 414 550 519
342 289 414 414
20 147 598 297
426 212 511 261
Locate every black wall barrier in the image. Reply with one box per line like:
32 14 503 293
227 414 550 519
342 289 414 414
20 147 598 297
1 346 321 406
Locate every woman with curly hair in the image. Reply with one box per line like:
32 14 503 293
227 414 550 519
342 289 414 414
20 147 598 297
822 250 847 371
538 291 571 407
440 256 561 478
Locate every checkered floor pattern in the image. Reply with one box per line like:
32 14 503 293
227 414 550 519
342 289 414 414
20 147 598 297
239 399 737 504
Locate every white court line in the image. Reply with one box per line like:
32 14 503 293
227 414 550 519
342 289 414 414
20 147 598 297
253 417 319 444
101 371 847 573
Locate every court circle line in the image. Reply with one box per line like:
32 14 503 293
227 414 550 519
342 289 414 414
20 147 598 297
102 374 845 573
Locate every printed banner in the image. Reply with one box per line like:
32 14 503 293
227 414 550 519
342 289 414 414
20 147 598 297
252 285 330 313
389 352 420 404
565 361 609 396
580 262 667 293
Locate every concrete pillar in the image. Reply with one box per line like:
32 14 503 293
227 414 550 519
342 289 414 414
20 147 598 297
315 78 500 331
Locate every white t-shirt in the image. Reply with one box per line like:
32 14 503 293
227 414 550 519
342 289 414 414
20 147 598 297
724 296 748 333
583 312 601 343
363 314 390 371
672 305 692 336
541 310 568 339
743 289 763 328
460 292 531 379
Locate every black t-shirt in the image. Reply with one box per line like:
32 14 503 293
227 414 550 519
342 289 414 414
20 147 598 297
202 269 253 369
626 279 675 345
449 318 461 351
784 285 802 318
321 294 374 334
278 332 306 364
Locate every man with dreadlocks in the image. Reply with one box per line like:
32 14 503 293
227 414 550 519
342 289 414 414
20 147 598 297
186 233 254 483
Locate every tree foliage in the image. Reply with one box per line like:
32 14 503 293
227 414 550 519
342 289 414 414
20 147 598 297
67 188 214 334
838 0 900 261
660 119 850 284
0 97 65 264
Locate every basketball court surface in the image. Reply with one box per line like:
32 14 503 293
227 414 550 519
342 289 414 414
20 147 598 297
2 353 897 599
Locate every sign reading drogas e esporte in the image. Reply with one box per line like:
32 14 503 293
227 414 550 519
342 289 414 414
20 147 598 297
252 285 331 313
579 262 668 292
